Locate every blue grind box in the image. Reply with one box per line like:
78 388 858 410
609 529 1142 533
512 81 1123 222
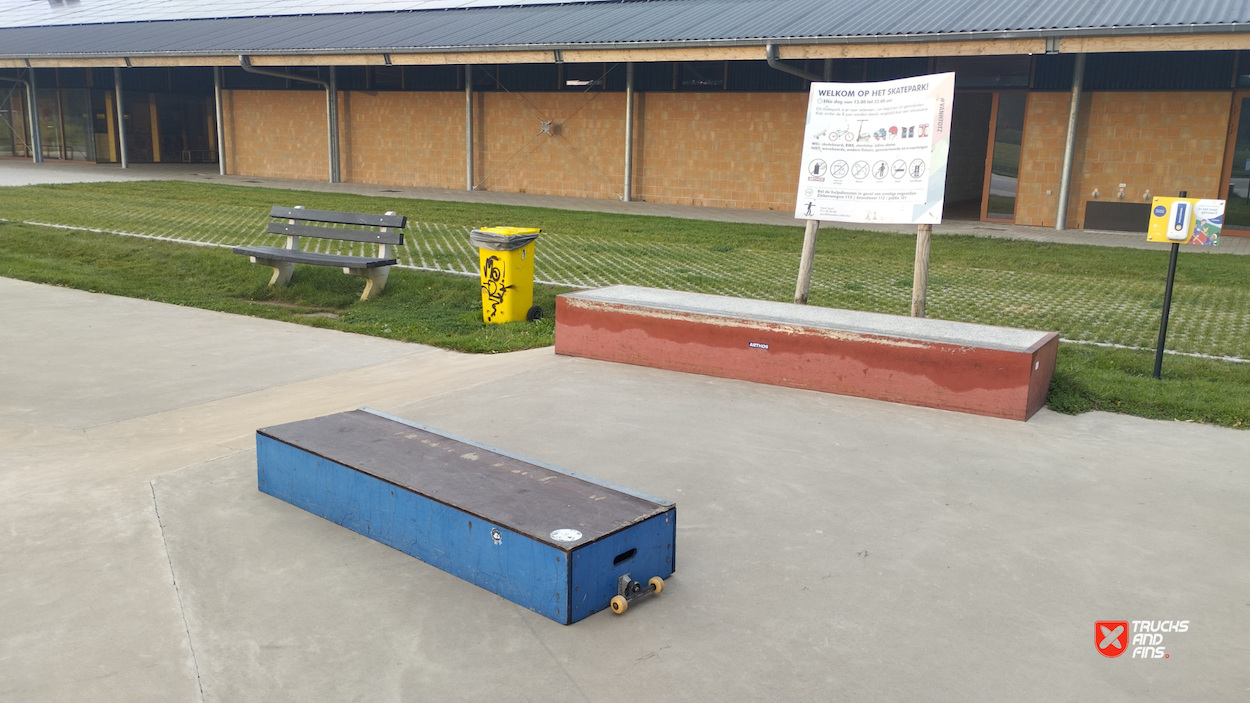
256 408 676 624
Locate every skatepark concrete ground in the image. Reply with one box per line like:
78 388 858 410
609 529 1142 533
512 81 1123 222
2 274 1248 702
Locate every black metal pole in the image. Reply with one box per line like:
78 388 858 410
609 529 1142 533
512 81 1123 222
1153 190 1188 380
1152 242 1180 380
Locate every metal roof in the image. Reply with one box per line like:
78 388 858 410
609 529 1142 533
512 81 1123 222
1 0 1248 59
0 0 615 29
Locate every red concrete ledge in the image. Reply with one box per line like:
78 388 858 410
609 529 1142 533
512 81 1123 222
555 286 1059 421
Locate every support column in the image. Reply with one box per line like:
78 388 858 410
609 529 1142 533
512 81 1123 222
623 63 634 202
327 66 340 183
28 69 42 163
465 65 474 191
214 67 226 175
113 67 128 168
1055 53 1086 230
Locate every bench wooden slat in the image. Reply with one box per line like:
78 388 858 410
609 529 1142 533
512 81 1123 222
267 222 405 245
233 246 397 269
270 206 407 229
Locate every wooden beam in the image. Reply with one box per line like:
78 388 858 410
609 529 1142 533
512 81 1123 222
390 51 556 65
1059 34 1250 53
779 39 1045 59
28 57 128 68
563 46 763 62
129 56 236 67
149 96 161 163
250 54 389 67
7 32 1248 72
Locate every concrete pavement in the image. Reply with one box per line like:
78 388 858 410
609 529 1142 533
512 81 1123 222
2 275 1248 702
3 158 1247 255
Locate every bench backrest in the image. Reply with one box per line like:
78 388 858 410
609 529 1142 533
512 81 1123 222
268 206 405 246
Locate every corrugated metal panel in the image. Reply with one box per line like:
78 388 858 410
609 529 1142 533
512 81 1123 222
0 0 619 29
0 0 1248 58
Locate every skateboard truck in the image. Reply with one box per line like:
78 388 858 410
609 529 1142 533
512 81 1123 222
609 572 664 614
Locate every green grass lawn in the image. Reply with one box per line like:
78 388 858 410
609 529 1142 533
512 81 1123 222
1 180 1247 427
0 220 568 353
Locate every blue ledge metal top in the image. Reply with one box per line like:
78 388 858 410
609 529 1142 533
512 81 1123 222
258 408 672 550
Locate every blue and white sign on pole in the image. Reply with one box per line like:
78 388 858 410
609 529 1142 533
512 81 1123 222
794 73 955 225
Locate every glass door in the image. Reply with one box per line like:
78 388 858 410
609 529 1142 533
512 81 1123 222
60 90 96 162
0 89 31 158
1222 93 1250 229
981 92 1027 222
37 89 62 159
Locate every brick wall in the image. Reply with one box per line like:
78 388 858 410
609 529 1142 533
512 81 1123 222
222 89 329 181
223 87 1233 225
1017 91 1232 228
340 91 465 189
476 91 625 199
635 92 807 211
223 88 809 210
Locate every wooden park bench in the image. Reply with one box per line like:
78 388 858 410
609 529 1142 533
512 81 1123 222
233 206 406 301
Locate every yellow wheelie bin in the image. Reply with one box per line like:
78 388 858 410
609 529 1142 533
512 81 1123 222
469 227 543 324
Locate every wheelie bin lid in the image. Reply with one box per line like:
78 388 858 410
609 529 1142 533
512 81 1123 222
471 227 541 251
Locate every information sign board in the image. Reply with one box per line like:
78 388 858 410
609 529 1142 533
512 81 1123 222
794 73 955 224
1146 197 1224 246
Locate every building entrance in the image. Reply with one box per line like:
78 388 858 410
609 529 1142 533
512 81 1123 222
943 91 1027 223
1222 92 1250 230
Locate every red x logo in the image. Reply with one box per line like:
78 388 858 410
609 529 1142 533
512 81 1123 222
1096 621 1129 658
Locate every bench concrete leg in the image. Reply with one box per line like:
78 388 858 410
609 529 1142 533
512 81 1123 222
344 265 390 301
251 257 295 286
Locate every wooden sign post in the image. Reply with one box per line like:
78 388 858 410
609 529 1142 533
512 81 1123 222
790 73 954 307
910 223 932 317
794 219 820 304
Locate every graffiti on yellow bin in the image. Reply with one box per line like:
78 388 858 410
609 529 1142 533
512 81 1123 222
481 255 513 322
1147 197 1224 246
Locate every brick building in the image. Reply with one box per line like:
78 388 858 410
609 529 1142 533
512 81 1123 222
2 0 1249 231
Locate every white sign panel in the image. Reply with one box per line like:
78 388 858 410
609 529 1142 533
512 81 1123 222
794 73 955 225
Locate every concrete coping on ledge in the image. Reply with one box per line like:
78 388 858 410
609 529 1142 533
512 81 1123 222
562 285 1057 354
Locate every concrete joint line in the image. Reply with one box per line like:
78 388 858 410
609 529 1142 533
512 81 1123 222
517 606 591 703
150 481 207 703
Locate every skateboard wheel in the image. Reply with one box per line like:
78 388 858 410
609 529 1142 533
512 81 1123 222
649 576 664 595
610 595 628 614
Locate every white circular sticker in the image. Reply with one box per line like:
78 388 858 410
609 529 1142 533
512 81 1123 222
550 529 583 542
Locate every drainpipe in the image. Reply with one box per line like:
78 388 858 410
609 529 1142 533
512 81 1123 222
213 67 226 176
623 62 634 202
239 55 338 183
0 75 39 162
466 64 474 191
766 44 823 83
113 67 127 168
327 66 339 183
1055 53 1086 230
28 69 43 162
